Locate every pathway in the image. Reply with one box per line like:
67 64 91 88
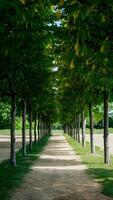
10 134 112 200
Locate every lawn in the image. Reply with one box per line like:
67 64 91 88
0 129 30 136
65 134 113 197
0 128 113 136
86 128 113 134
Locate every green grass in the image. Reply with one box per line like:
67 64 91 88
0 136 50 200
0 128 113 136
65 134 113 197
0 129 63 136
86 128 113 134
0 129 30 136
52 130 63 134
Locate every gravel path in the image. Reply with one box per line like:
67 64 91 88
10 134 112 200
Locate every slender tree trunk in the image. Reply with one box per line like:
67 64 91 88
72 122 74 138
63 124 66 133
41 120 44 139
103 92 110 164
22 98 26 156
29 105 32 151
77 115 80 143
71 124 73 137
75 116 78 140
69 124 72 136
74 116 76 139
89 103 95 154
43 122 45 137
34 111 37 143
47 122 49 135
66 124 68 134
10 94 16 166
46 122 48 135
37 115 40 141
48 122 51 136
67 124 70 135
45 122 47 136
81 110 86 147
40 119 42 139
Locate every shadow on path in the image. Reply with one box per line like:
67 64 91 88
11 135 112 200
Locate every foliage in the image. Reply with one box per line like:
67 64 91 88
0 102 11 129
16 116 29 130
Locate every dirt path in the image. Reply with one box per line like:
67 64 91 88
11 135 112 200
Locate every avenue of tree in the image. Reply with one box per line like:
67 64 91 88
0 0 57 166
54 0 113 164
0 0 113 166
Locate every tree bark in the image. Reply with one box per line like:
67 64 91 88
48 123 51 135
103 92 110 164
67 124 70 135
22 98 26 156
89 103 95 154
34 111 37 143
29 105 32 151
75 116 78 140
77 115 80 143
74 116 76 139
37 118 40 141
41 120 44 139
81 110 86 147
10 94 16 166
63 124 66 133
40 119 42 139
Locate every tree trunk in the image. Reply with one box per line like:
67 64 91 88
41 120 44 139
63 124 66 133
48 123 51 135
75 116 78 140
34 111 37 143
10 94 16 166
103 92 110 164
29 105 32 151
46 122 48 135
37 118 40 141
89 103 95 154
74 116 76 139
40 119 42 139
77 115 80 143
67 124 70 135
22 98 26 156
81 110 86 147
72 122 74 138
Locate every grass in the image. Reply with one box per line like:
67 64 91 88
52 130 63 134
86 128 113 134
0 129 30 136
65 134 113 197
0 129 63 136
0 128 113 136
0 136 50 200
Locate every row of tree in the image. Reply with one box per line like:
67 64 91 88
53 0 113 164
0 0 57 166
1 0 113 166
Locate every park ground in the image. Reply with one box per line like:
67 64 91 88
1 129 113 162
0 131 113 200
8 135 113 200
